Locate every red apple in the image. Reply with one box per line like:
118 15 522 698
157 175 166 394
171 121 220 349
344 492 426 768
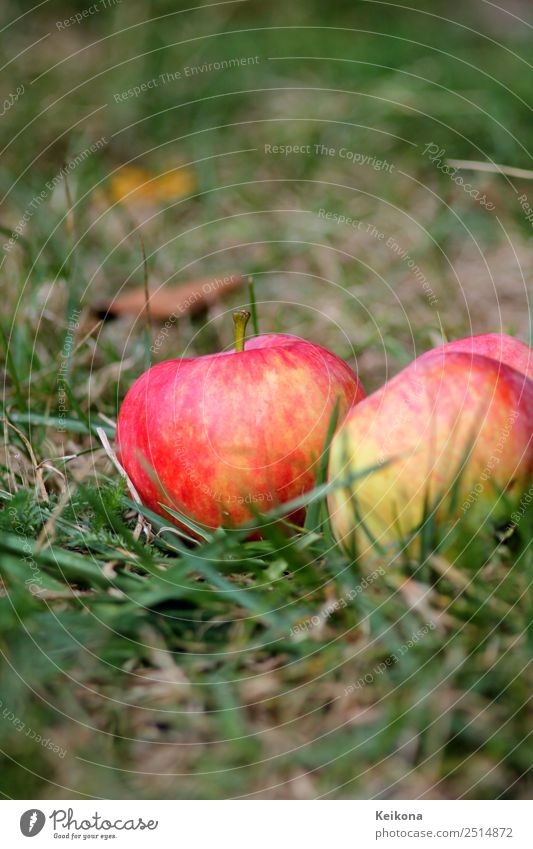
117 312 365 533
328 352 533 558
416 333 533 379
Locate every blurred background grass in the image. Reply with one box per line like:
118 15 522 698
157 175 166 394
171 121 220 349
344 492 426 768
1 0 533 799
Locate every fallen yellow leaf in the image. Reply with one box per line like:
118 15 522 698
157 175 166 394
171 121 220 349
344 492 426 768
109 165 196 205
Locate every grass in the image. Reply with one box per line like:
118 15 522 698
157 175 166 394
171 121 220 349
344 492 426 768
1 0 533 799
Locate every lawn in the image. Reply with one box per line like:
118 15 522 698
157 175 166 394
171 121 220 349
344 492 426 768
1 0 533 799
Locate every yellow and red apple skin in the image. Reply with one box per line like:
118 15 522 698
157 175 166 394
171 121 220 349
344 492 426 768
416 333 533 380
117 333 365 532
328 352 533 558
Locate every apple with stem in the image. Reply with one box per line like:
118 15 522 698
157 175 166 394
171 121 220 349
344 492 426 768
117 310 365 533
328 352 533 559
416 332 533 379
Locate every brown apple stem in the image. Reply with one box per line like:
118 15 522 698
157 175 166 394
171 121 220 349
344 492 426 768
233 309 251 353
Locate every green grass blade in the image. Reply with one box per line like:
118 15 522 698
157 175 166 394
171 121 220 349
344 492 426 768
247 275 259 336
304 397 340 531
